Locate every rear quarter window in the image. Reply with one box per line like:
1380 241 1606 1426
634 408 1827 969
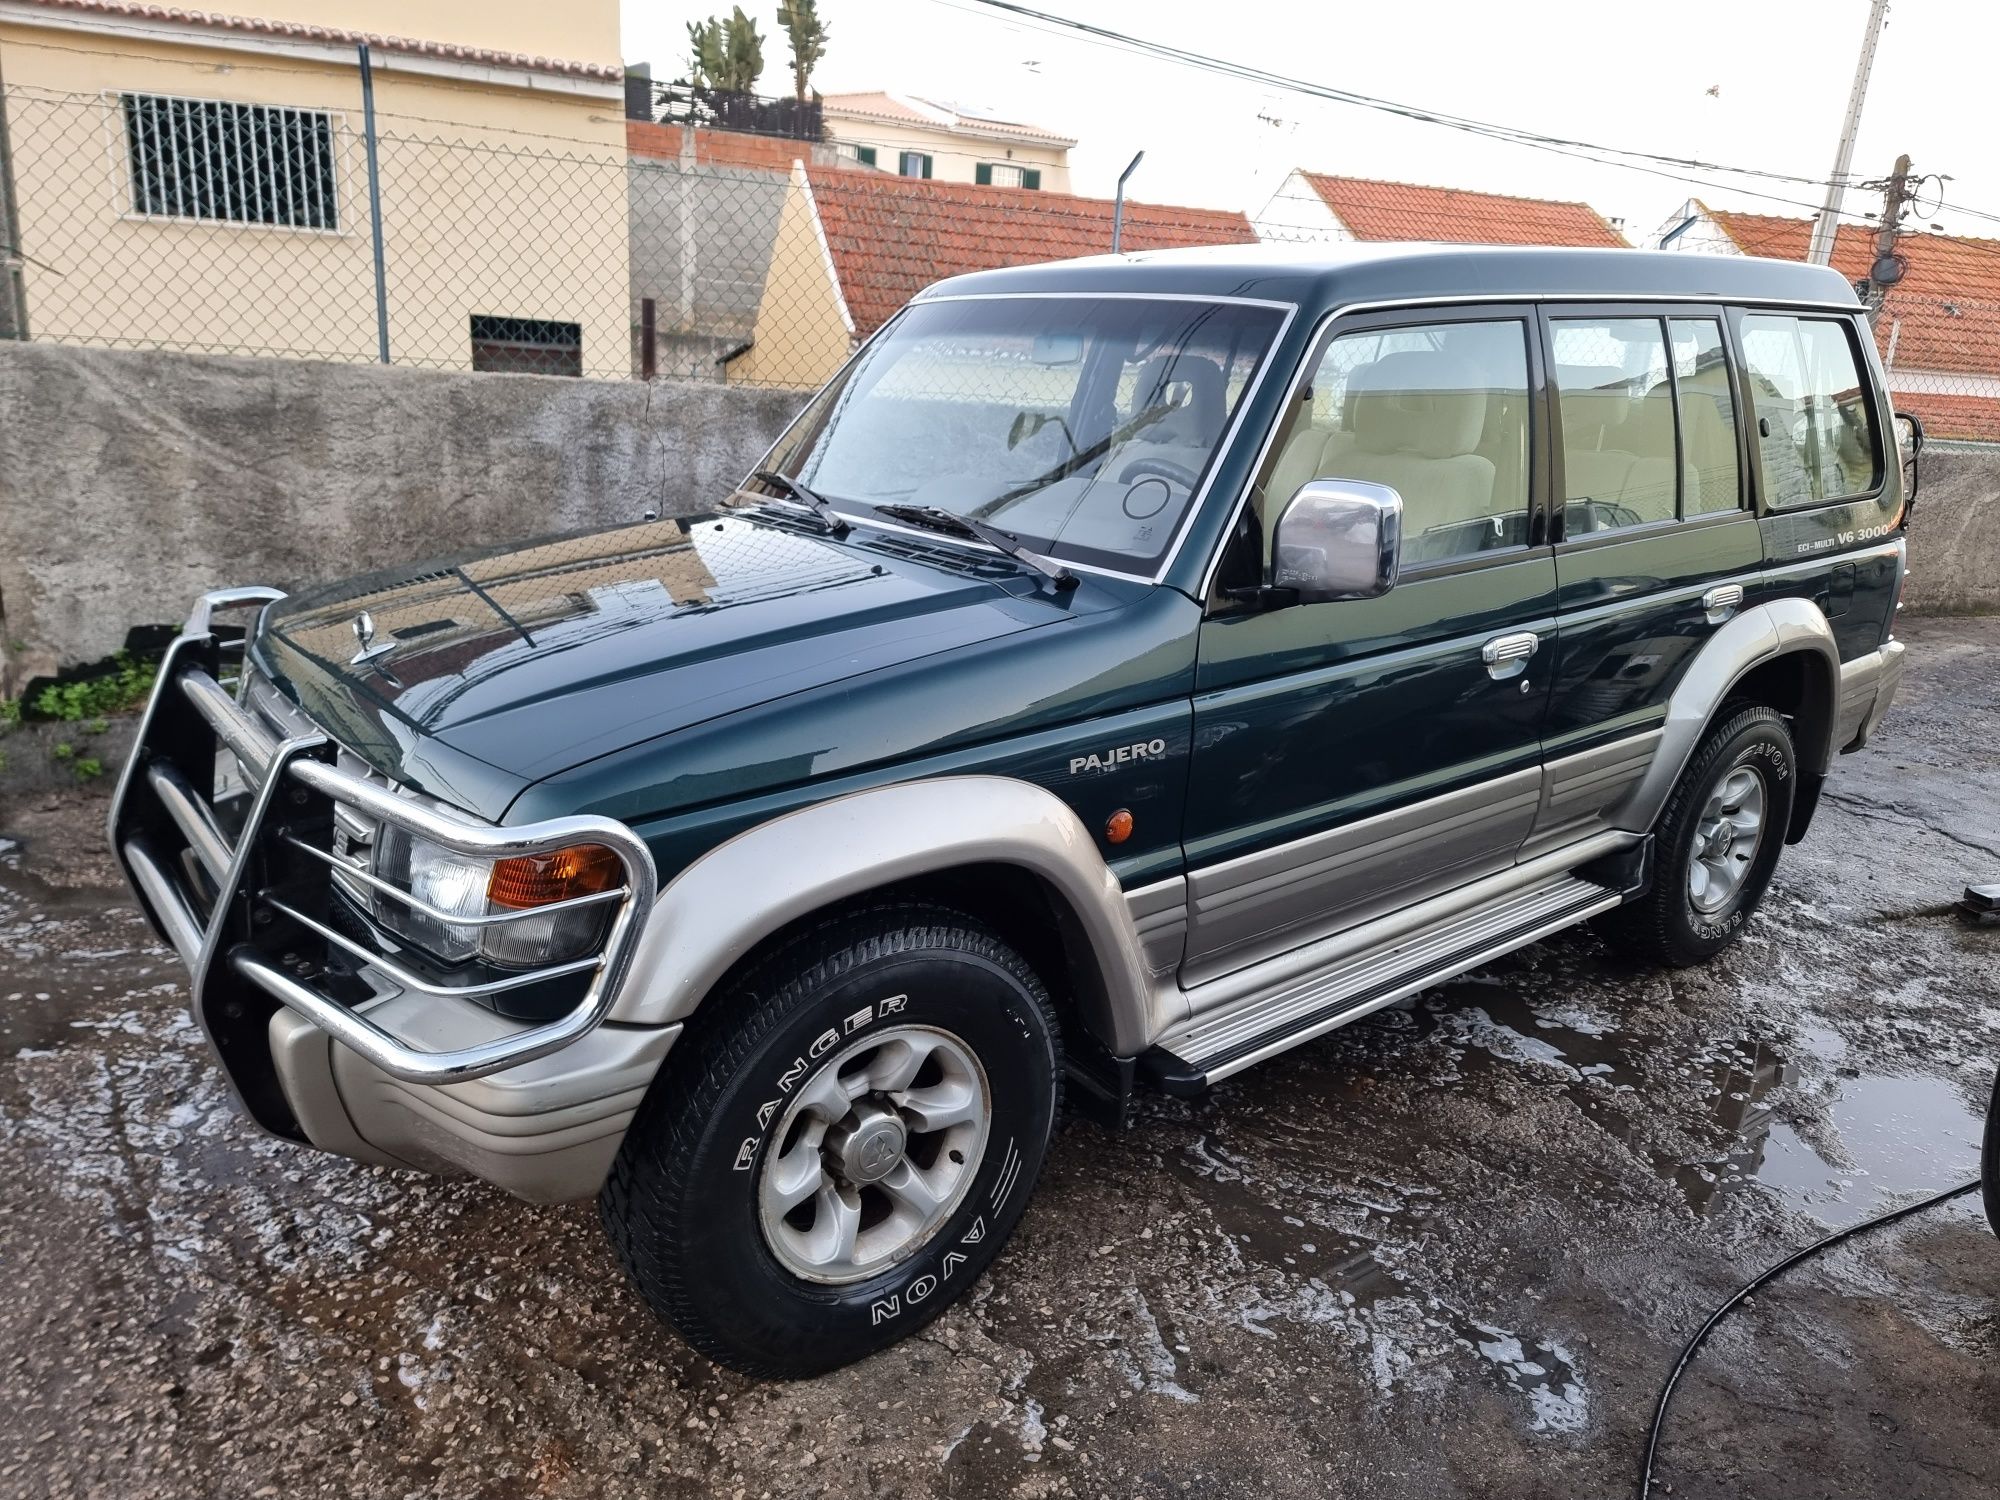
1737 315 1881 507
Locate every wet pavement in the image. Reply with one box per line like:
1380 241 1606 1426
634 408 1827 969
2 614 1997 1500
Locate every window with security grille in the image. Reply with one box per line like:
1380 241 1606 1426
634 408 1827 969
469 316 583 377
122 94 340 230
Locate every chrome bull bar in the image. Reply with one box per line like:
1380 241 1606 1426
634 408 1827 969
109 588 658 1102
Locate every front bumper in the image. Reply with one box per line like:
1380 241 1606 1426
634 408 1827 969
109 589 666 1199
1836 637 1907 752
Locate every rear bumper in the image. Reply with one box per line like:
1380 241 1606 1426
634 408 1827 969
1836 638 1907 752
108 589 666 1201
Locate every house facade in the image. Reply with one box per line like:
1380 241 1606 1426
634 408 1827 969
819 91 1074 193
0 0 630 373
1255 170 1627 248
1651 199 2000 440
726 164 1256 389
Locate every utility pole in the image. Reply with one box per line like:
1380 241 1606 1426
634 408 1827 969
1858 153 1915 320
1807 0 1891 266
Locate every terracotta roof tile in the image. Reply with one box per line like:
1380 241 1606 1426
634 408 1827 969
1707 208 2000 378
13 0 621 79
1299 173 1626 248
804 168 1256 335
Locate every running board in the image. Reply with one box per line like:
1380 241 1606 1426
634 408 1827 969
1142 874 1622 1093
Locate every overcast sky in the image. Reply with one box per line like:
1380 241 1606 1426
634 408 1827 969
620 0 2000 245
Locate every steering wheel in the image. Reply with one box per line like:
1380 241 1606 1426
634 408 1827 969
1117 456 1201 489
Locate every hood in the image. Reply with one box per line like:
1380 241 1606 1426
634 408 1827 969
252 511 1083 815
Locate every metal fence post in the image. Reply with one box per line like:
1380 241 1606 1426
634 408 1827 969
357 42 390 363
0 56 29 340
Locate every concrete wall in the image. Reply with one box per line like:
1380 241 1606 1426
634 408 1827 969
0 343 807 690
1902 445 2000 614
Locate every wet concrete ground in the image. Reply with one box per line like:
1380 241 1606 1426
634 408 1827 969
2 615 1997 1500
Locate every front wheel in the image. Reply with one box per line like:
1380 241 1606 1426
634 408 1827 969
600 905 1062 1377
1610 704 1797 968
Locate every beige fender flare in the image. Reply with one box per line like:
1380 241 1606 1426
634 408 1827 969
1612 596 1840 834
610 775 1156 1053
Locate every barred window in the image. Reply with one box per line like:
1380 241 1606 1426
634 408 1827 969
470 316 583 377
123 94 339 230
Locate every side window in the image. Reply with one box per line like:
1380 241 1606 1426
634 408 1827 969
1738 315 1881 506
1669 319 1743 515
1263 319 1531 567
1550 318 1677 531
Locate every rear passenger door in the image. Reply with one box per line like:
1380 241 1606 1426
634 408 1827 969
1532 306 1763 852
1184 307 1556 985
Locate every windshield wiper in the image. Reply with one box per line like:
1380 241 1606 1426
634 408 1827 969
749 468 849 535
873 504 1078 592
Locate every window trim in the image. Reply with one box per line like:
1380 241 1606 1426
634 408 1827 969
1728 307 1887 513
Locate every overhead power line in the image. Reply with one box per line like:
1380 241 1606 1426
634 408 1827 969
949 0 1852 191
938 0 2000 242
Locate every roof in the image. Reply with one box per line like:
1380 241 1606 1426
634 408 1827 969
924 241 1860 317
803 168 1256 335
9 0 621 78
819 91 1076 149
1704 206 2000 374
1296 173 1627 248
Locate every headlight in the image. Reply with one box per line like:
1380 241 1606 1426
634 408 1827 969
371 826 621 969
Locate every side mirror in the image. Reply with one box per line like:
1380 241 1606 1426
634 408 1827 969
1270 479 1402 602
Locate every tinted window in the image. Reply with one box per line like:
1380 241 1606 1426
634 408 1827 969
1739 315 1880 505
1669 319 1743 516
1264 319 1531 566
1551 318 1677 531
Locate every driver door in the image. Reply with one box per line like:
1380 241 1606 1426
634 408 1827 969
1182 306 1557 987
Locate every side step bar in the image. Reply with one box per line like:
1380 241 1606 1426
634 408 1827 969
1142 873 1622 1093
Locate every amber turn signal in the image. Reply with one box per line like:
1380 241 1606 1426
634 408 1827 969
1104 809 1134 844
487 844 624 909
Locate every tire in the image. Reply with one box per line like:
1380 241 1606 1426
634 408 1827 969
1611 704 1797 968
600 904 1063 1378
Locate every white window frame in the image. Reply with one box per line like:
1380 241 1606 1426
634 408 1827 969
105 89 355 237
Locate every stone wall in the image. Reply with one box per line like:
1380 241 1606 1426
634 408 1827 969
0 343 807 692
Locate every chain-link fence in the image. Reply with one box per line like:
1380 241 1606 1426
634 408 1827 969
0 80 850 386
8 65 2000 433
1875 292 2000 444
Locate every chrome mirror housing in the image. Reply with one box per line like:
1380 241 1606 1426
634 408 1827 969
1271 479 1402 601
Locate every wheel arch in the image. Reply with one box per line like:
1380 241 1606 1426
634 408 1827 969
1613 596 1840 836
610 776 1157 1054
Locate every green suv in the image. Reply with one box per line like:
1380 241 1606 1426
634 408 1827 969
109 244 1912 1376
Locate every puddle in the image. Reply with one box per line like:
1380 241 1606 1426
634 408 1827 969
1389 974 1984 1230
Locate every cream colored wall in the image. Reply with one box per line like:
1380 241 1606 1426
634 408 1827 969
823 115 1071 193
726 164 854 390
0 18 630 372
240 1 620 69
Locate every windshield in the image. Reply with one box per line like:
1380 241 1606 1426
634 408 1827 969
760 295 1286 574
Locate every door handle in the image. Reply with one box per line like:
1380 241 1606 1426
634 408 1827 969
1701 584 1744 625
1481 631 1539 680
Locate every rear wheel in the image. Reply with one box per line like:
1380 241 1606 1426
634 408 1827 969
1612 705 1796 968
600 904 1062 1377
